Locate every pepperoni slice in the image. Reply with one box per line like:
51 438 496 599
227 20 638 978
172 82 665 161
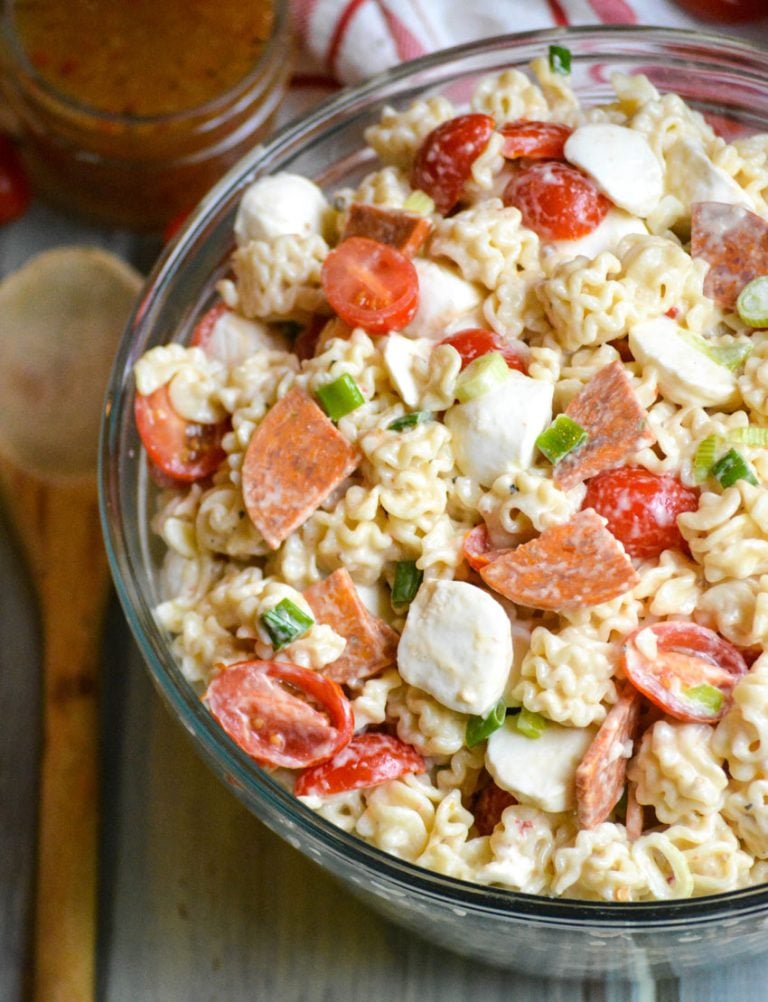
624 781 644 842
622 621 748 723
472 783 518 836
411 113 495 215
241 386 359 549
691 201 768 308
553 361 655 491
303 568 399 684
575 689 642 830
479 509 639 610
498 120 572 161
463 524 498 572
341 203 432 257
294 732 425 797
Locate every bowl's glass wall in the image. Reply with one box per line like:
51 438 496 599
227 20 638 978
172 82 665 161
101 27 768 978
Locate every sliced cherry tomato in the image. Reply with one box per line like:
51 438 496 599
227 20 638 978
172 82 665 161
411 113 495 215
294 732 424 796
472 782 517 836
498 120 572 161
321 236 419 335
441 328 529 373
0 135 30 225
583 467 700 559
622 622 748 723
189 302 229 352
502 161 610 241
134 383 227 483
205 659 354 769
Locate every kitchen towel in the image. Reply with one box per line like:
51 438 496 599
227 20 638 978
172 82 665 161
290 0 767 85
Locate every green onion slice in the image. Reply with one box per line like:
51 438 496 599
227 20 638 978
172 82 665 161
680 331 753 371
403 190 436 216
728 426 768 447
391 560 423 609
387 411 433 432
316 373 365 421
261 598 314 650
549 44 572 76
693 434 720 483
737 275 768 329
683 683 724 715
454 351 510 404
465 700 507 748
711 448 758 489
515 707 548 740
535 414 588 464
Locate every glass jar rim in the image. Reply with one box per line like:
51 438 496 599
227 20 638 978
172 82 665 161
0 0 290 128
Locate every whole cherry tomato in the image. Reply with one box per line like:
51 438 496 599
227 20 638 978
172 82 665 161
205 660 354 769
411 113 495 215
294 732 425 797
623 622 748 723
441 328 529 373
498 120 572 161
134 383 228 483
321 235 419 334
583 467 699 559
503 160 610 241
0 135 30 224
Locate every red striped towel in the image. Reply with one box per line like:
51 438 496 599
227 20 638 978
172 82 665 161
290 0 767 85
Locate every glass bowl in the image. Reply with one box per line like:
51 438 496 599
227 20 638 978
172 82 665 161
100 25 768 979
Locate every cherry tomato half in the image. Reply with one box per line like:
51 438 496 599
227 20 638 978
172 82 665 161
472 782 517 836
498 120 572 161
622 622 748 723
411 113 495 215
189 302 229 353
294 732 424 797
0 135 30 225
583 467 700 559
134 383 227 483
321 236 419 334
441 328 529 373
503 161 610 241
205 660 354 769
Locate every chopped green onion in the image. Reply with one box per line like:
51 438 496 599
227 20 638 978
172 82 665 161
455 351 510 403
388 410 433 432
515 707 548 739
403 189 436 216
549 44 572 76
693 434 720 483
465 700 507 748
737 275 768 329
683 683 724 715
680 331 753 371
711 448 758 488
316 373 365 421
728 426 768 447
391 560 423 609
261 598 314 650
535 414 588 464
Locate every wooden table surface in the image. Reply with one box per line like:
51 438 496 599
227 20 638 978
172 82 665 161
3 88 768 1002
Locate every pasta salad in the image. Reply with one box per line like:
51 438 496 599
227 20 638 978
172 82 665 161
133 47 768 902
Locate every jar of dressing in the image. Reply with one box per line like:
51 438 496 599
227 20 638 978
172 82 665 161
0 0 293 230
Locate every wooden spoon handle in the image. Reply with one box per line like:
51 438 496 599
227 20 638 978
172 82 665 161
0 463 109 1002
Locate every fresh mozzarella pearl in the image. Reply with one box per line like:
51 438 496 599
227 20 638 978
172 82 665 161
565 123 663 217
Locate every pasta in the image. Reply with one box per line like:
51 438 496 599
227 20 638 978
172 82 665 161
132 51 768 902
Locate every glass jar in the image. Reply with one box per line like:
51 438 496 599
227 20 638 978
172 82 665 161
0 0 293 230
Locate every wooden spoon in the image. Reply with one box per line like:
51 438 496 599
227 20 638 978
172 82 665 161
0 247 142 1002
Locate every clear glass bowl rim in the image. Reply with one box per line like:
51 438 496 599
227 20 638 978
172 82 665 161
100 23 768 931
